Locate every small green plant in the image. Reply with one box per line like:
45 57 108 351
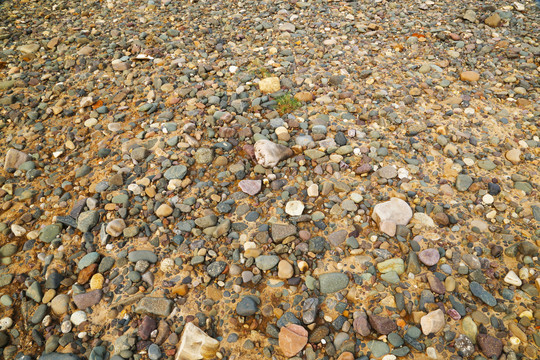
275 93 302 115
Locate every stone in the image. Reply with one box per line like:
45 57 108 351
236 297 258 316
278 260 294 279
128 250 158 263
51 294 70 315
207 261 227 278
455 175 473 191
328 229 347 246
462 316 478 343
156 204 174 217
418 249 440 266
106 219 126 237
175 322 220 360
378 165 397 179
73 290 102 309
460 71 480 82
485 13 501 27
259 77 280 93
17 43 40 54
367 340 390 358
254 140 293 168
77 211 100 233
194 148 213 164
285 200 304 216
302 298 318 325
138 316 157 340
454 334 475 357
368 315 397 335
372 198 413 236
70 310 87 326
271 223 297 242
353 313 371 336
279 324 308 357
4 149 28 170
504 270 522 286
477 334 502 358
469 282 497 306
255 255 279 271
164 165 188 180
505 149 521 164
238 180 262 196
377 258 405 275
38 354 80 360
26 281 43 303
463 9 477 22
319 272 349 294
420 309 445 335
135 297 173 317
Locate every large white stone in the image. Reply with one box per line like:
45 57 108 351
176 322 220 360
259 77 281 93
254 140 293 168
285 201 304 216
504 270 522 287
372 197 413 236
421 309 445 335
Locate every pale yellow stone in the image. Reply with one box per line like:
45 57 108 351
90 273 104 290
259 77 281 93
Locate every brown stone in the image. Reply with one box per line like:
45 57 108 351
294 91 313 102
485 13 501 27
78 264 98 285
368 314 397 335
279 324 308 357
460 71 480 82
337 352 354 360
477 334 502 358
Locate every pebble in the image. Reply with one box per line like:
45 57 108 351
279 324 308 357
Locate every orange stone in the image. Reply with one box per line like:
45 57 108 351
279 324 308 357
460 71 480 82
78 264 98 284
294 91 313 102
337 352 355 360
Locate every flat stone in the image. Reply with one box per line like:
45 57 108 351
319 272 349 294
477 334 502 357
504 270 522 286
73 290 102 309
78 252 100 270
207 261 227 278
460 71 480 82
128 250 157 263
367 340 390 358
135 297 173 317
328 229 347 246
279 324 307 357
485 13 501 27
38 353 80 360
164 165 187 180
176 322 220 360
456 175 473 191
155 204 173 217
255 255 279 271
238 180 262 196
106 219 126 237
377 258 405 275
469 282 497 306
418 249 440 266
39 224 61 243
271 223 297 242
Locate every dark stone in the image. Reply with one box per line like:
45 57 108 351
368 315 397 335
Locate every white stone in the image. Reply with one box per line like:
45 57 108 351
411 213 436 229
420 309 445 335
258 77 281 94
482 194 494 204
307 184 319 197
80 96 94 107
61 320 73 333
0 317 13 331
254 139 293 168
160 258 175 273
106 219 126 237
504 270 522 286
71 310 87 326
11 224 26 237
350 193 363 203
176 322 220 360
285 201 304 216
372 198 413 237
279 23 296 32
505 149 521 164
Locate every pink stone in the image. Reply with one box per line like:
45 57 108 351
279 324 308 357
238 179 262 196
418 249 440 266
